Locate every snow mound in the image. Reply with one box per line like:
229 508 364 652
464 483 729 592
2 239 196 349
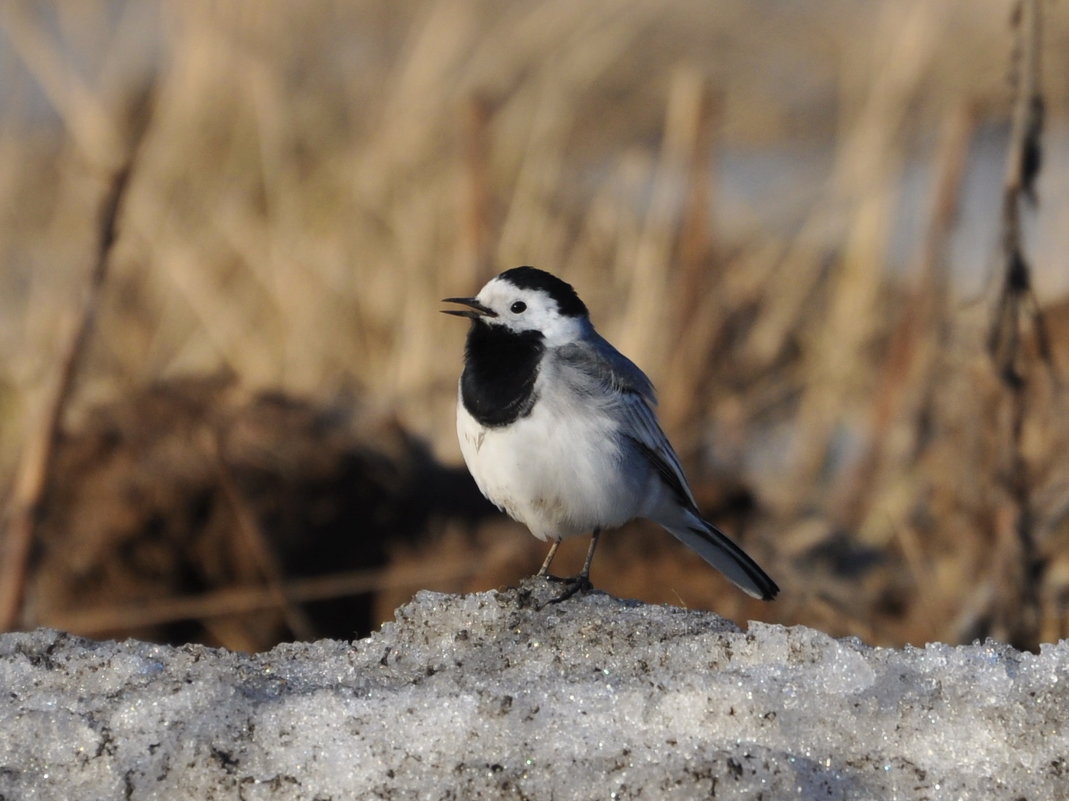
2 579 1067 800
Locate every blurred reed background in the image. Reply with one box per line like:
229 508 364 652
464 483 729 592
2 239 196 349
1 0 1067 651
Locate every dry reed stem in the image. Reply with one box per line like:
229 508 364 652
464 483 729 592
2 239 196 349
618 67 704 367
462 93 498 279
836 103 976 532
786 2 945 509
0 3 124 168
0 164 130 631
661 75 719 441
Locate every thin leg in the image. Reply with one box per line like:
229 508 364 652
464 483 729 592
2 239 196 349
537 540 561 577
578 529 601 581
546 530 600 605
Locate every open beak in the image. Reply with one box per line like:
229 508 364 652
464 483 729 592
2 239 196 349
441 297 498 319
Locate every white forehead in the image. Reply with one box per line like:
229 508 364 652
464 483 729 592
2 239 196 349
476 275 551 307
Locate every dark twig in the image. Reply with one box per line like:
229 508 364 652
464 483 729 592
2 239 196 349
987 0 1049 650
41 560 480 637
0 164 132 632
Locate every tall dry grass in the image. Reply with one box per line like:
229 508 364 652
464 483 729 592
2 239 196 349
1 0 1068 648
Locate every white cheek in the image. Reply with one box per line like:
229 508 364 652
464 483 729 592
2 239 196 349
539 316 588 347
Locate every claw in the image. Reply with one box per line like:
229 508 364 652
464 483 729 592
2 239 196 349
542 573 593 605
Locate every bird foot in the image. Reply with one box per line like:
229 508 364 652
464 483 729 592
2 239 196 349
541 574 593 605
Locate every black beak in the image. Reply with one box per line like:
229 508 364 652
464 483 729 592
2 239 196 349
441 297 498 319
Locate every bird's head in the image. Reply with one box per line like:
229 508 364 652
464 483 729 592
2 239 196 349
442 266 590 346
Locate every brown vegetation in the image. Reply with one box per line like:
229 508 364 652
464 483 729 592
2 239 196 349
1 0 1068 651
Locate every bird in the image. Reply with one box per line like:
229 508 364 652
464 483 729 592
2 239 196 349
442 266 778 601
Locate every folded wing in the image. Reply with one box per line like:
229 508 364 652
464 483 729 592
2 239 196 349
556 336 779 600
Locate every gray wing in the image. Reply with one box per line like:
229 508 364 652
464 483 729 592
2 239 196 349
556 336 698 510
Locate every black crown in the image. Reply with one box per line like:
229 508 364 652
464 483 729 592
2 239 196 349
499 266 588 318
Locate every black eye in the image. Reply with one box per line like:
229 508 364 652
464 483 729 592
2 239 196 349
510 301 527 314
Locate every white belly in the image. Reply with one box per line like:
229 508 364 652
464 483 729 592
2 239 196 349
456 384 650 541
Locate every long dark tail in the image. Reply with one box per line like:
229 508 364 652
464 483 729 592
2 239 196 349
666 519 779 600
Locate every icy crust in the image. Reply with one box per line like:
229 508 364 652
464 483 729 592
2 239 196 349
1 580 1068 800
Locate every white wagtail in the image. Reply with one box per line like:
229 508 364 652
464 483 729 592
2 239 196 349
443 266 778 601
